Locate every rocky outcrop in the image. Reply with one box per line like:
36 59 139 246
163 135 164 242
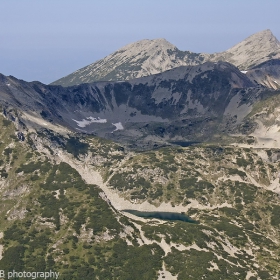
245 59 280 89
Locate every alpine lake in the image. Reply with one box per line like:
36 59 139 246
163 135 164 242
123 210 199 223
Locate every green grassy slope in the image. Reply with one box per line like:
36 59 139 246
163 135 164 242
0 114 279 279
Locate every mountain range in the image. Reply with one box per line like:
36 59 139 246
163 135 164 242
0 61 270 150
0 30 280 279
51 29 280 87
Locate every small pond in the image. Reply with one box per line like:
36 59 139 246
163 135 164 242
170 141 200 147
123 210 198 223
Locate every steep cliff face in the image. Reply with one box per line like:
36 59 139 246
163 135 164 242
0 62 260 148
51 30 280 87
245 59 280 89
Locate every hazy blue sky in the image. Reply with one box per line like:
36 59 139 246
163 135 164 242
1 0 280 84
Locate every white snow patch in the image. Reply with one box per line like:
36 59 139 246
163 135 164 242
112 122 124 132
72 117 107 127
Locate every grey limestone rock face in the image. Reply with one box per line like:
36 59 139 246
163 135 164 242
0 62 266 149
215 29 280 70
51 30 280 87
51 38 209 87
245 59 280 89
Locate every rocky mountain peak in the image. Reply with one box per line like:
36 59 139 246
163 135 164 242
51 30 280 86
218 29 280 70
251 29 280 45
120 38 176 52
228 29 280 52
51 38 193 86
104 38 178 70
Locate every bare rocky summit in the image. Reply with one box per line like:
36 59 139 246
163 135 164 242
51 29 280 86
51 38 208 86
214 29 280 70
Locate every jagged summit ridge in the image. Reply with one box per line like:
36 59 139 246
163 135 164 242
51 30 280 86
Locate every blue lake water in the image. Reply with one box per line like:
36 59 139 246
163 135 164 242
123 210 198 223
170 141 200 147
